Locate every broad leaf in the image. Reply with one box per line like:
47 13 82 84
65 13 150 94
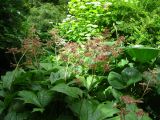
51 83 83 98
37 90 53 107
1 69 24 89
69 99 97 120
92 101 119 120
108 72 126 89
69 99 119 120
40 63 54 71
18 91 41 107
49 69 69 84
4 111 28 120
84 76 98 90
121 67 142 85
125 46 160 63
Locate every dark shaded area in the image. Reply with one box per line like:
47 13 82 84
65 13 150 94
0 49 14 76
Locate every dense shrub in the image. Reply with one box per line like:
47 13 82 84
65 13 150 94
26 3 67 41
0 0 29 49
58 0 160 46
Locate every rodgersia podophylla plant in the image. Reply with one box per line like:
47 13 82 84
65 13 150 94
59 36 125 75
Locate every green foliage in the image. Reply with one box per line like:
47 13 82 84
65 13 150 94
68 99 119 120
125 45 160 63
51 83 83 98
0 0 29 49
58 0 112 41
58 0 160 45
27 3 66 41
108 67 142 89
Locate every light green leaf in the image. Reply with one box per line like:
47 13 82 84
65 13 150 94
92 101 119 120
125 46 160 63
84 76 97 90
108 72 126 89
40 63 54 71
117 59 128 68
18 90 41 107
49 69 69 84
32 108 44 113
51 83 83 98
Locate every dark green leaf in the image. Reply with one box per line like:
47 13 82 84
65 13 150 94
121 67 142 85
51 83 83 98
0 100 5 114
18 90 41 107
92 101 119 120
108 72 126 89
4 111 28 120
1 69 24 89
37 90 53 107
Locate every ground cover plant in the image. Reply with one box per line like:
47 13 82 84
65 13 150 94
0 0 160 120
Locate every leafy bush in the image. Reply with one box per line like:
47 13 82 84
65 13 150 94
58 0 160 46
0 0 29 49
58 0 112 41
26 3 67 41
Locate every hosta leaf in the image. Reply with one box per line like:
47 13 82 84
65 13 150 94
51 83 83 98
37 90 53 107
18 90 41 107
125 46 160 63
121 67 142 85
108 72 126 89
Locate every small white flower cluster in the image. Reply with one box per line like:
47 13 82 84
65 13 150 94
62 14 75 23
86 2 101 6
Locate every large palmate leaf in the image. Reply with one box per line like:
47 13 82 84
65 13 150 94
18 91 41 107
1 69 24 89
37 90 53 107
125 46 160 63
40 63 55 71
49 69 70 84
79 75 99 91
68 99 119 120
108 72 126 89
51 83 83 98
18 90 53 109
4 111 28 120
